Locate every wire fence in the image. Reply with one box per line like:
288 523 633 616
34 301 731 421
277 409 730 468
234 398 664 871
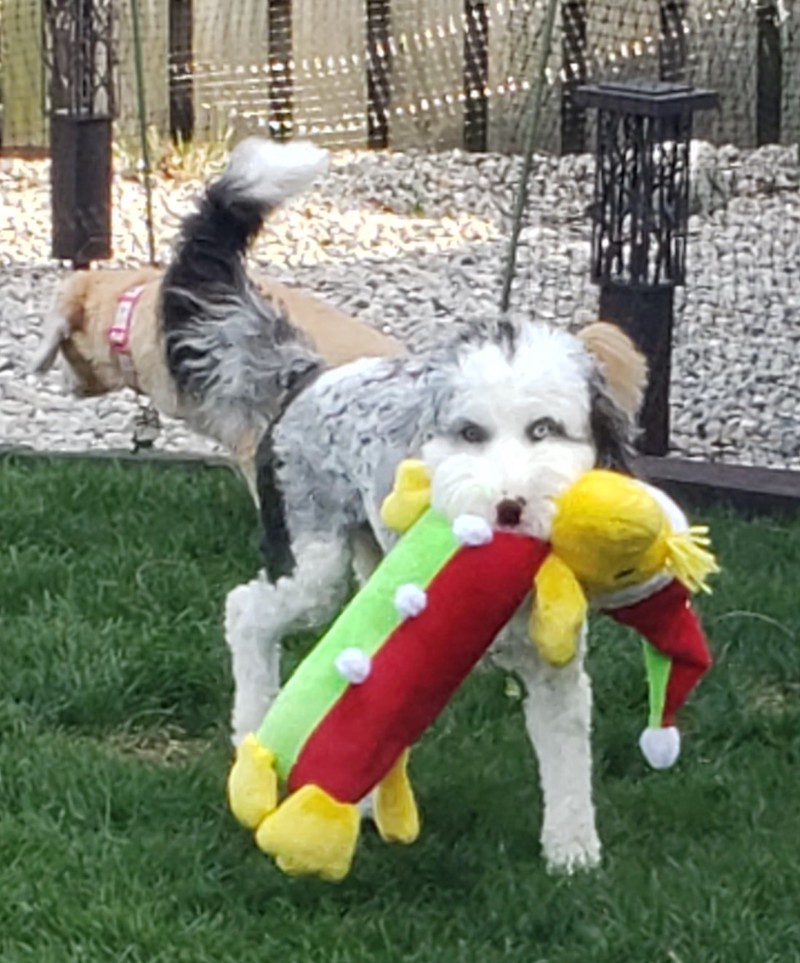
1 1 798 152
0 1 797 476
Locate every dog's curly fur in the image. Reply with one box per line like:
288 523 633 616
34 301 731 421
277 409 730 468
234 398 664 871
162 139 647 874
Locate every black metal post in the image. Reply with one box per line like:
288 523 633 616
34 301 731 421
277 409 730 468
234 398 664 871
44 0 114 267
599 282 675 454
268 0 293 141
576 80 718 455
560 0 587 154
464 0 488 152
659 0 688 83
756 0 782 145
169 0 194 143
366 0 391 148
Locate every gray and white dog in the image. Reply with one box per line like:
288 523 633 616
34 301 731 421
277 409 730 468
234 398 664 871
162 139 647 874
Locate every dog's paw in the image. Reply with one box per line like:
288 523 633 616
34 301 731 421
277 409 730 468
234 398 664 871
358 794 375 822
543 832 601 875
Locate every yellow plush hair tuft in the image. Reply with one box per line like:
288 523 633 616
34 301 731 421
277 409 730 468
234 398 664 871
664 526 719 594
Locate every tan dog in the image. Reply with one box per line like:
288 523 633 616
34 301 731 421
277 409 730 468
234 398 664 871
32 267 402 493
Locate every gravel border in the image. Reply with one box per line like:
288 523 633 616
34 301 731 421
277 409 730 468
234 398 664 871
1 143 798 469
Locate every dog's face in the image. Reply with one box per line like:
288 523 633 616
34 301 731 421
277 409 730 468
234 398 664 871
421 323 636 539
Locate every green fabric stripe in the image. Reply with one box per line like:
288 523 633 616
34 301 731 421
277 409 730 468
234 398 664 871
258 509 459 780
642 641 671 729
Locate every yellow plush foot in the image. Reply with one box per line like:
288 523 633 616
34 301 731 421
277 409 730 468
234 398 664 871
380 459 432 533
255 785 360 882
227 734 278 829
530 554 587 666
374 749 420 844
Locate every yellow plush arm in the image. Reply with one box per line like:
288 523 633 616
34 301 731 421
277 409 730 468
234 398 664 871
530 553 587 666
380 459 432 533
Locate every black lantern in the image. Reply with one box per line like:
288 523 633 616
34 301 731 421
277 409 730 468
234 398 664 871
575 80 718 455
44 0 115 267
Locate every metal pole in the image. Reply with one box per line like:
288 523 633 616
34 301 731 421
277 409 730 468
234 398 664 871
500 0 559 312
756 0 782 145
130 0 156 264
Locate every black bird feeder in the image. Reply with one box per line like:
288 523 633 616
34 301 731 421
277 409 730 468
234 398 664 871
44 0 115 267
575 80 718 455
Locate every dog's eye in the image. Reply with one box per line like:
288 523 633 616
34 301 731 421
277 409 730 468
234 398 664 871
458 422 489 444
526 417 562 442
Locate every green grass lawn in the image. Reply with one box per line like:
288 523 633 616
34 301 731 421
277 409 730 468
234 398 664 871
1 456 799 963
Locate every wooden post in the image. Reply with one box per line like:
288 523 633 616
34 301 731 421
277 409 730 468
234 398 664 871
169 0 194 142
782 1 800 147
756 0 781 145
268 0 293 140
560 0 587 155
367 0 391 148
0 0 46 149
659 0 687 83
464 0 488 152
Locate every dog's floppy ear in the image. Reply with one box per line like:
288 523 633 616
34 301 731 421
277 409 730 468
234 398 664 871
578 321 647 419
589 371 636 472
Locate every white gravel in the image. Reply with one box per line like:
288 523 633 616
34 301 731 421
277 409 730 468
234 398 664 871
0 142 797 469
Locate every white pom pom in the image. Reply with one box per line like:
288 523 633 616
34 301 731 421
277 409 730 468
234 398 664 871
452 514 494 546
334 647 372 684
639 726 681 770
394 583 428 618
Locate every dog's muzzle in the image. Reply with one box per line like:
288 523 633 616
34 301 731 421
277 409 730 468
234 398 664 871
496 497 526 528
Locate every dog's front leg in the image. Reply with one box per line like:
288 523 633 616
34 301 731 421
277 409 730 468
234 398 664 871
496 625 600 874
224 534 352 746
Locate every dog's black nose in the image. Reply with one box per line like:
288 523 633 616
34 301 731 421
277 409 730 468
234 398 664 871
496 498 524 527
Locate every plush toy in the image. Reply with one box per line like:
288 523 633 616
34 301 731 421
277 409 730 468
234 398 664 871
384 462 718 770
227 494 550 881
227 462 718 881
531 469 718 769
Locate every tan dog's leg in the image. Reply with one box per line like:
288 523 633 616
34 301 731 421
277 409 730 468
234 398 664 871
31 312 70 373
234 432 260 505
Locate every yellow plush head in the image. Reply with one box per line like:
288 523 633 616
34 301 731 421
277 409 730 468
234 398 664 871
551 470 717 597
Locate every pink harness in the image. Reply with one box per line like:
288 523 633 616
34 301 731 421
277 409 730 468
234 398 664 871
109 285 145 387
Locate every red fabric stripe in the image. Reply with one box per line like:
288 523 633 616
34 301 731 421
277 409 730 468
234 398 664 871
288 533 549 802
608 579 712 726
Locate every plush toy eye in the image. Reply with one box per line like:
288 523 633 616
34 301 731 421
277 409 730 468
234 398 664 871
614 567 636 580
526 417 561 442
459 422 489 444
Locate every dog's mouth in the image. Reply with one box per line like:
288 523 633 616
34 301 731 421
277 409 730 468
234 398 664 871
495 497 526 529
